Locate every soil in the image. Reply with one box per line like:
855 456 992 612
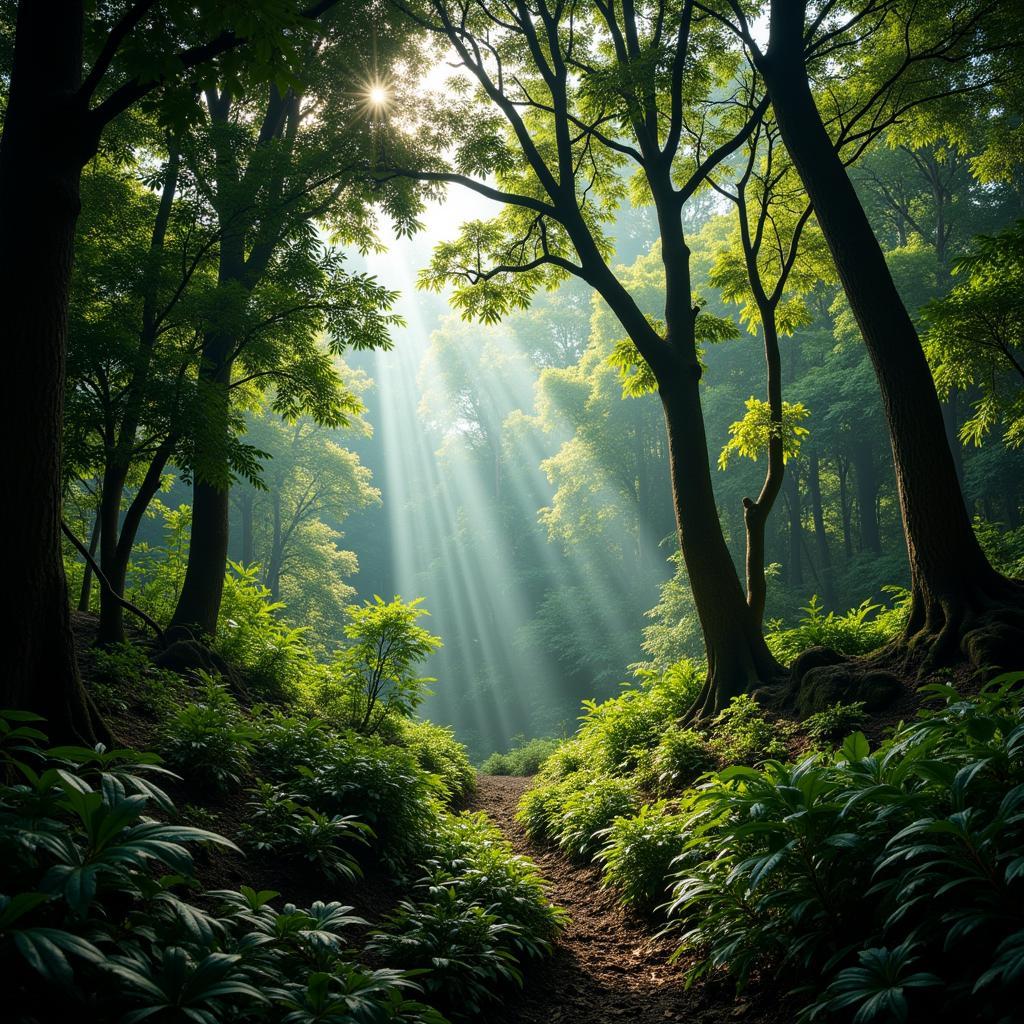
467 775 790 1024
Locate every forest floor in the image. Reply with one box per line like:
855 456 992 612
467 775 788 1024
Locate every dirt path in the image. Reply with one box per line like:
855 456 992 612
467 775 782 1024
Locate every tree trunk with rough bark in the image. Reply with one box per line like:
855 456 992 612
758 0 1022 669
0 2 105 741
77 509 101 611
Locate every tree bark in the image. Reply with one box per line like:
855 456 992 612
77 507 101 611
758 0 1022 667
0 1 105 741
239 491 255 566
742 313 785 627
98 436 176 643
660 373 782 713
167 327 234 639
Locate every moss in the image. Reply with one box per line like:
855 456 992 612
796 665 902 716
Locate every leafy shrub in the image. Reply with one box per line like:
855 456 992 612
554 775 640 860
89 641 186 719
803 701 868 743
127 503 314 700
480 735 562 776
159 679 256 792
251 708 332 777
400 719 475 803
647 727 714 792
766 591 909 665
536 737 587 781
416 812 566 942
577 662 702 773
214 561 313 701
241 780 370 882
709 693 792 764
296 732 445 868
368 888 525 1019
595 802 691 913
665 676 1024 1023
0 711 442 1023
311 596 442 735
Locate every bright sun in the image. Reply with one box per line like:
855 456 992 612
368 84 389 107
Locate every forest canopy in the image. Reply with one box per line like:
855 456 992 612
2 2 1024 1023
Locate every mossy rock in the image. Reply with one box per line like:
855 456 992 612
962 618 1024 673
790 645 845 683
797 665 902 717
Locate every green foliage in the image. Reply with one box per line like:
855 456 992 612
416 812 566 944
480 735 563 776
594 803 691 913
89 642 187 720
311 597 443 736
288 734 446 870
518 773 640 862
804 702 869 744
399 720 476 804
647 727 715 793
129 502 315 698
215 562 312 700
709 695 793 765
251 709 332 778
0 710 441 1023
766 592 910 665
160 680 256 793
368 889 525 1019
241 781 370 883
718 397 811 470
661 677 1024 1023
923 222 1024 447
577 662 704 774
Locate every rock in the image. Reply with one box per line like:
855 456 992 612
796 664 902 716
790 645 845 683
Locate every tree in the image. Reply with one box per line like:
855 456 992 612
735 0 1024 669
923 222 1024 449
319 596 442 735
65 143 218 645
389 0 784 713
0 0 342 739
234 400 380 650
168 8 421 639
706 106 828 623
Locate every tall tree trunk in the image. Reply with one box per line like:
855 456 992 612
742 315 786 627
97 146 181 645
759 0 1021 669
266 491 283 601
77 507 101 611
808 449 836 607
168 329 233 640
851 438 882 555
660 372 782 714
942 389 964 488
98 436 176 644
0 1 104 741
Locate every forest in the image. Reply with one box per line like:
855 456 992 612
2 1 1024 1022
